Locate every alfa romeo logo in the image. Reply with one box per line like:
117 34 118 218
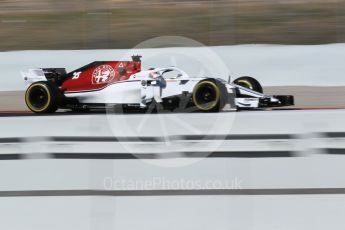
92 65 115 84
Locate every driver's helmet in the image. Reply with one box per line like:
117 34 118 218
149 70 160 79
149 70 166 88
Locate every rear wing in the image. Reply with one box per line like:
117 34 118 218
21 69 47 87
21 68 67 87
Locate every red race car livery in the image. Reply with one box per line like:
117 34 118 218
61 59 141 93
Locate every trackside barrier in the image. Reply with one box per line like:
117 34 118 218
0 132 344 160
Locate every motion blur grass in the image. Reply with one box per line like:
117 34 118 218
1 0 345 50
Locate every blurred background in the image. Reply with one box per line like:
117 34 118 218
1 0 345 51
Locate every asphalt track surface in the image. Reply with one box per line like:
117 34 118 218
2 86 345 114
0 109 336 118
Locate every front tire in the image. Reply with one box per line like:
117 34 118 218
25 82 60 113
192 80 223 112
233 76 263 93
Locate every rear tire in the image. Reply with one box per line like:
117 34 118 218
234 76 263 93
25 82 60 113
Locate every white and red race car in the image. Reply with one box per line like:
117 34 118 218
22 56 294 113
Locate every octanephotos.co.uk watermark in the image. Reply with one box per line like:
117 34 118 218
103 176 243 190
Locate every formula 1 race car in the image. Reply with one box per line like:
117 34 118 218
22 55 294 113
